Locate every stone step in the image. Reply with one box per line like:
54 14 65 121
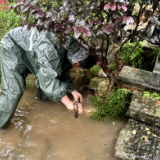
115 119 160 160
127 91 160 127
117 62 160 91
98 64 160 92
117 65 160 92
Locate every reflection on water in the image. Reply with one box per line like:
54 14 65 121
0 89 127 160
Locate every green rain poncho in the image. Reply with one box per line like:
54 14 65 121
0 26 89 129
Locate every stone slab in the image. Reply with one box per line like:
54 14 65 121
118 66 152 85
115 119 160 160
117 66 160 91
127 92 160 127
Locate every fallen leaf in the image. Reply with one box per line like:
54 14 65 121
145 138 149 143
129 86 138 91
144 108 148 112
132 129 136 135
119 84 128 89
132 68 135 72
135 75 138 77
156 101 160 105
123 71 126 73
147 131 151 134
153 134 157 137
113 122 115 125
145 127 149 131
135 99 139 102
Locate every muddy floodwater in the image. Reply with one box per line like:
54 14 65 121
0 89 127 160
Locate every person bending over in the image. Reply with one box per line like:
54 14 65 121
0 26 96 129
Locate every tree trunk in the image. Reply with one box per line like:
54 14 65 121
108 71 119 92
108 81 114 92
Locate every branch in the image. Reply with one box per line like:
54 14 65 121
68 35 89 51
107 45 118 56
142 3 149 13
68 0 72 7
115 52 119 72
134 3 149 32
100 39 105 69
100 12 104 22
115 39 128 56
79 36 89 46
134 4 143 31
104 35 109 65
105 36 109 58
101 35 104 55
120 44 137 71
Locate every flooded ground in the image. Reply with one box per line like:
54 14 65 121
0 89 128 160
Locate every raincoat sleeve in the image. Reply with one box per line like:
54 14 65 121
36 39 68 102
60 65 76 93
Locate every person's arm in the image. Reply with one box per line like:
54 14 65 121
59 61 83 103
59 65 76 93
36 36 82 112
61 95 83 114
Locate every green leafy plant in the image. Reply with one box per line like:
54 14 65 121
148 48 159 66
11 0 160 92
123 42 144 68
91 88 131 120
109 42 159 71
90 65 101 77
109 42 143 70
0 2 23 40
143 91 160 99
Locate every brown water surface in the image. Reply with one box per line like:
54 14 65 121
0 89 127 160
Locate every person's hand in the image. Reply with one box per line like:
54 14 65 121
61 95 83 114
71 90 83 103
73 102 83 115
